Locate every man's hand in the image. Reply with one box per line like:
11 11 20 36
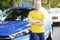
36 20 44 26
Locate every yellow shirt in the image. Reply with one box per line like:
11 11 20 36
28 10 45 33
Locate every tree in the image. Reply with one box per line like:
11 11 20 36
0 0 11 10
49 0 60 8
0 0 21 10
11 0 16 7
42 0 60 9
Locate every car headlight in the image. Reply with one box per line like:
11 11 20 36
9 28 30 39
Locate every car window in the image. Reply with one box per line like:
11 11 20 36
49 8 60 14
4 9 33 21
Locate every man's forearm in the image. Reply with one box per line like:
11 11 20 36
29 19 39 24
36 21 44 26
31 20 44 25
28 17 38 24
28 17 44 25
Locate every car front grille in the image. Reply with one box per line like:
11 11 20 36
0 36 11 40
52 16 58 19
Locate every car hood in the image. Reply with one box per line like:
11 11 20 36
0 21 30 36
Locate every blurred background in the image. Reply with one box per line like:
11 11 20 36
0 0 60 11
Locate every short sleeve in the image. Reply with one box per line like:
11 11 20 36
28 11 33 18
41 13 45 20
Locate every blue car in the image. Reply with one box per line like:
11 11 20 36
0 6 52 40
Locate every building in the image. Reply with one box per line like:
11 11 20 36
17 0 41 6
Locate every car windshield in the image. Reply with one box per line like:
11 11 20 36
49 8 60 14
3 9 32 21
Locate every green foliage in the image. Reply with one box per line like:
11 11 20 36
0 0 11 10
42 0 60 8
49 0 60 8
16 0 22 4
0 0 22 10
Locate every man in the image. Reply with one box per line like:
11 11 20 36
28 0 45 40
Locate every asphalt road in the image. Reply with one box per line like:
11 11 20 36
53 27 60 40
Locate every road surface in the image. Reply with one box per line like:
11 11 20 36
53 27 60 40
